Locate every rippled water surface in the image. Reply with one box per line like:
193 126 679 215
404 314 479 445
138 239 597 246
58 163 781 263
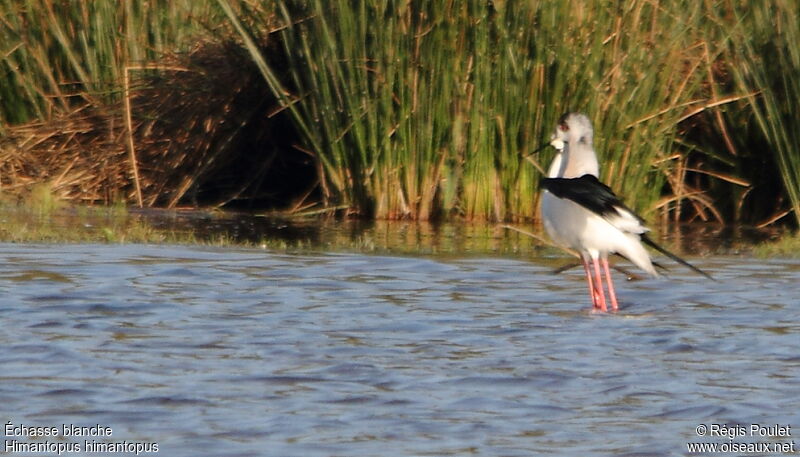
2 243 799 456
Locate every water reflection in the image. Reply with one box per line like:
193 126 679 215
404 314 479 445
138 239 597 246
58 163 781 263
0 206 782 257
133 209 783 256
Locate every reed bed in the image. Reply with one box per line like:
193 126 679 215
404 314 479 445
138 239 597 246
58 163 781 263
0 0 216 204
724 1 800 226
1 39 311 208
1 0 304 209
1 0 798 226
0 105 128 203
225 0 798 223
0 0 215 124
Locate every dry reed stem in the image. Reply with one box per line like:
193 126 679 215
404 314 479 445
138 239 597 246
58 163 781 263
123 66 143 207
500 224 577 255
124 63 191 207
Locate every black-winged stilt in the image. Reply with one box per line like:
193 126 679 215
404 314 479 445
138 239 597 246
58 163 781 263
538 112 712 312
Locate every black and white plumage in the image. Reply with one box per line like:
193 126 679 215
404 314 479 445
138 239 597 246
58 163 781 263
538 112 711 311
541 174 713 280
541 174 644 229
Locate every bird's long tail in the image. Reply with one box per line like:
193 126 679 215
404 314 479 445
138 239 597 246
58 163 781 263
641 234 714 280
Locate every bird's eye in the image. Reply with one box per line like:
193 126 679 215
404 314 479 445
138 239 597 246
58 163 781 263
558 123 569 132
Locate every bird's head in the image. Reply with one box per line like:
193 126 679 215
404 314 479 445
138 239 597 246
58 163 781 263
526 112 594 159
553 112 593 147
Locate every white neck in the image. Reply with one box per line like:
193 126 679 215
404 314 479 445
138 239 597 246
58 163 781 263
558 139 599 178
546 152 563 178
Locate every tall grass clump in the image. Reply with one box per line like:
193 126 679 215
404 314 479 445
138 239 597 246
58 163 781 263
725 1 800 225
2 0 796 225
0 0 216 125
1 1 300 208
221 0 749 221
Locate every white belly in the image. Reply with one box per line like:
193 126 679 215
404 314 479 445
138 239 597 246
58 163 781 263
540 192 656 275
541 190 590 250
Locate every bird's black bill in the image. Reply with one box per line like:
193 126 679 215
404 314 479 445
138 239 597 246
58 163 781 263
530 142 550 155
520 142 551 163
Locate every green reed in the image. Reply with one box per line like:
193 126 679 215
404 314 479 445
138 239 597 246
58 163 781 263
227 0 733 221
725 1 800 225
0 0 215 124
2 0 797 225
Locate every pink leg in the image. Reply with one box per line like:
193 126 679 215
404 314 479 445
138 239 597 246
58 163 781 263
591 257 608 312
601 257 619 311
581 257 600 309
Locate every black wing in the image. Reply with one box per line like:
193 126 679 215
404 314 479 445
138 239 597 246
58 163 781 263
541 174 715 280
540 174 644 224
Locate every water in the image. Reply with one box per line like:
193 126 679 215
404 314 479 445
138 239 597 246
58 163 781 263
1 243 798 456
